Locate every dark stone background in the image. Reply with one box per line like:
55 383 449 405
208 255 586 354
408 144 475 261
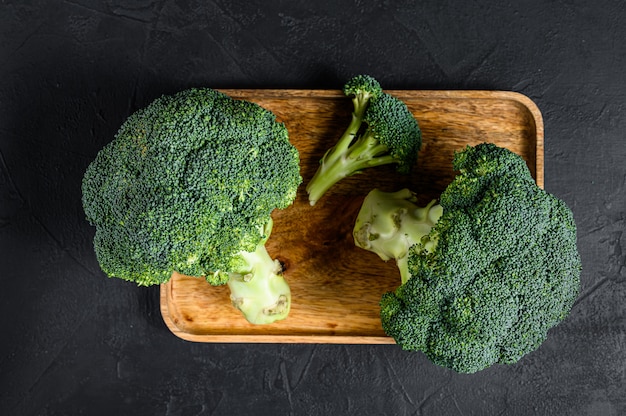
1 1 624 415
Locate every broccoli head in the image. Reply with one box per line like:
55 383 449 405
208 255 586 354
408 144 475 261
82 87 302 324
305 75 421 205
353 143 581 373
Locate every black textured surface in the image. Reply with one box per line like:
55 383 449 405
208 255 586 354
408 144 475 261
1 1 624 415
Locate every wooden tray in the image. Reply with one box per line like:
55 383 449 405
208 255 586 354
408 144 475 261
160 89 544 343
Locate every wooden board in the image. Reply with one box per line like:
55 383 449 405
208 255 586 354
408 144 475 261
160 89 544 343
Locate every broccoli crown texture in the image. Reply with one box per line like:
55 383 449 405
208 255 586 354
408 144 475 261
377 143 581 373
342 74 383 114
305 74 421 205
362 93 422 174
82 88 302 287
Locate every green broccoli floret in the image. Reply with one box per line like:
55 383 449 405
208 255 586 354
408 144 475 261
305 75 422 205
81 88 302 325
353 143 581 373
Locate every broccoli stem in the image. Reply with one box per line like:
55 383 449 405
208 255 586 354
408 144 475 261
227 244 290 325
353 189 443 283
306 118 360 206
306 91 382 206
306 124 394 206
346 129 397 169
226 219 290 325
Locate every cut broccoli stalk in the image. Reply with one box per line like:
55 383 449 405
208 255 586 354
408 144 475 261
306 122 405 205
353 189 443 284
306 75 421 206
226 219 290 324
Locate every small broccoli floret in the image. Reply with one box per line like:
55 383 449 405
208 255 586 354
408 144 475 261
305 75 421 205
82 87 302 324
353 143 581 373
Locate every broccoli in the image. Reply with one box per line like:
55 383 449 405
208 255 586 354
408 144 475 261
353 143 581 373
305 75 422 205
81 88 302 325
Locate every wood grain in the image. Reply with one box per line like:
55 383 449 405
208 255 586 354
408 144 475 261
160 89 544 343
